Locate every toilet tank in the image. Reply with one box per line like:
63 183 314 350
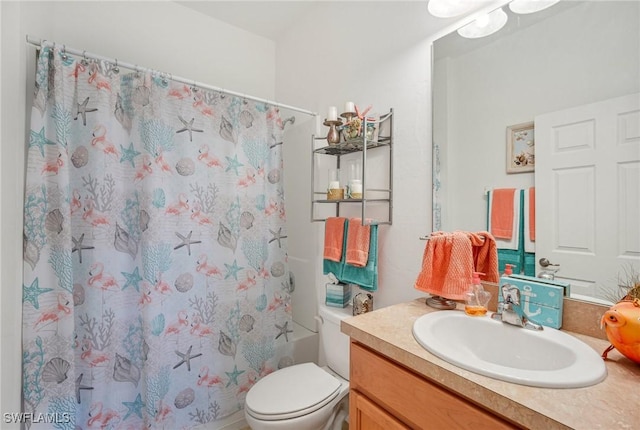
318 304 351 380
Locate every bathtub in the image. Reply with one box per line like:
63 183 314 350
198 320 319 430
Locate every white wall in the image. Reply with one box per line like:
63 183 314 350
436 1 640 232
276 1 440 336
1 2 275 428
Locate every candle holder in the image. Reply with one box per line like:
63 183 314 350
341 111 357 122
324 119 343 145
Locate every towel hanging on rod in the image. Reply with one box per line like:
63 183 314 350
25 35 317 117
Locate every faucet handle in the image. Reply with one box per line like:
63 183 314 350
500 284 520 306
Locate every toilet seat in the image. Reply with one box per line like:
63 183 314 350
245 363 342 421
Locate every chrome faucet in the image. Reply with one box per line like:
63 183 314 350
491 284 543 331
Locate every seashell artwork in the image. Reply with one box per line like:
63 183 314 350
114 223 138 259
278 356 294 369
133 85 150 106
270 261 285 278
175 157 195 176
42 357 70 384
217 223 237 251
71 146 89 168
267 169 281 184
239 314 255 332
239 211 254 230
113 353 141 387
45 209 64 234
139 209 150 233
174 272 194 293
219 116 237 143
73 283 85 306
218 331 236 357
24 238 41 270
239 110 254 128
174 388 195 409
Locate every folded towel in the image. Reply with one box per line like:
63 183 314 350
488 189 521 251
341 224 378 291
490 188 516 239
323 220 348 279
323 217 346 262
345 218 370 267
528 187 536 242
414 231 473 300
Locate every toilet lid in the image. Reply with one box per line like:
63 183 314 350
245 362 342 421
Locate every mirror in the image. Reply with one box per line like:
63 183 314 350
432 1 640 304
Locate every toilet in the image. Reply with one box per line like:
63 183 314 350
244 304 351 430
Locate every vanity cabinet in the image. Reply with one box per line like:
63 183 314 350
349 342 518 430
311 109 393 225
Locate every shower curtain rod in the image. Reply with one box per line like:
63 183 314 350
25 35 317 117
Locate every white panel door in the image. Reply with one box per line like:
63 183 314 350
535 93 640 302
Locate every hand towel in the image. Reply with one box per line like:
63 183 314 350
469 231 500 283
323 220 348 279
323 217 346 262
341 224 378 291
414 231 474 300
488 189 521 251
528 187 535 242
345 218 370 267
490 188 516 239
523 187 536 276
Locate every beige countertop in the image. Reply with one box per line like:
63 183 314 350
341 298 640 429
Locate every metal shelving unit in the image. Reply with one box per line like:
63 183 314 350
311 109 393 225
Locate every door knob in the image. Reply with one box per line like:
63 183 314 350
539 258 559 267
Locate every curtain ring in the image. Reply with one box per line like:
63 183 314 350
113 58 119 74
81 50 88 66
191 80 198 92
61 45 68 61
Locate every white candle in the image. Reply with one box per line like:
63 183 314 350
328 106 338 121
345 101 355 113
329 181 340 189
349 180 362 194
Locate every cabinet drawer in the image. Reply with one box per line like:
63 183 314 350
350 341 517 429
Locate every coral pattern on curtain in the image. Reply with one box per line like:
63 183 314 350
23 45 293 429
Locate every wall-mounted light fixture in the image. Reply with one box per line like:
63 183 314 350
457 7 508 39
509 0 560 14
427 0 477 18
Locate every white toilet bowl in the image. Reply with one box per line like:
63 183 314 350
244 304 351 430
244 363 349 430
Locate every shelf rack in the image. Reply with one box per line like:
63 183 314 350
311 109 393 225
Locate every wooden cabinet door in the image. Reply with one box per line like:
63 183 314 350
350 389 410 430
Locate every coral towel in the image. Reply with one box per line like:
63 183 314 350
529 187 536 241
346 218 370 267
490 188 516 239
414 231 499 300
323 217 346 262
470 231 500 284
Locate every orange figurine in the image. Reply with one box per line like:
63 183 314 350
601 283 640 364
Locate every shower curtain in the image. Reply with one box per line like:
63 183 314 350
22 45 293 429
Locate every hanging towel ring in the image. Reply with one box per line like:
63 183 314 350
113 58 119 74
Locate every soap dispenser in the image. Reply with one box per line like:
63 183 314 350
503 264 514 277
464 272 492 316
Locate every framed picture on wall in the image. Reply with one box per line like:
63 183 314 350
506 121 535 173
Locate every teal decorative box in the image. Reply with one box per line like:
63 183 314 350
499 275 570 329
325 282 352 308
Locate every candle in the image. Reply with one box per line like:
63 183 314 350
329 181 340 190
345 101 355 113
349 180 362 194
328 106 338 121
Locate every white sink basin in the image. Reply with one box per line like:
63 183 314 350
412 310 607 388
